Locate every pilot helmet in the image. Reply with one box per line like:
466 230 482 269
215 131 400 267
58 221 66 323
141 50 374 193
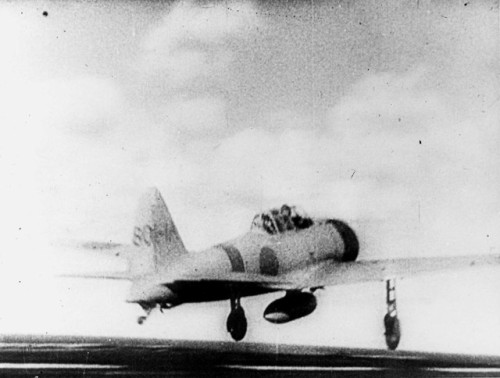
280 204 291 217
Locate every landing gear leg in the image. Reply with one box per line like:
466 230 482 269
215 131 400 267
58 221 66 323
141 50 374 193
226 294 247 341
384 278 401 350
137 303 154 325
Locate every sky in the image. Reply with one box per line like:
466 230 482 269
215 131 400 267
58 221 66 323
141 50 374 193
0 0 499 354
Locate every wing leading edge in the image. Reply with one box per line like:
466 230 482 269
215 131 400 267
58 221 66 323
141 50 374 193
285 254 500 289
159 254 500 291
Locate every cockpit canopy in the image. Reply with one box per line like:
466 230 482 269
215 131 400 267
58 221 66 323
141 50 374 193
251 205 314 235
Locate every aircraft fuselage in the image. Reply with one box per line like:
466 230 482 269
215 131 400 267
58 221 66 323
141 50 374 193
127 219 359 306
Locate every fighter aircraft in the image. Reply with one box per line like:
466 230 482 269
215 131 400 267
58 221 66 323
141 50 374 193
71 188 500 350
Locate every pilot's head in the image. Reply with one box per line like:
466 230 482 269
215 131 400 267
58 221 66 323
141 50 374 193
281 205 291 217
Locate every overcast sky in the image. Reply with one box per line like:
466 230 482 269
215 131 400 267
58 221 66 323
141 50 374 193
0 0 499 354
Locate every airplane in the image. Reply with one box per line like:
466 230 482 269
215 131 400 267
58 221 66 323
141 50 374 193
70 187 500 350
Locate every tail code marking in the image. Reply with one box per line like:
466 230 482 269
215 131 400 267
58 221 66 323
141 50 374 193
132 225 153 247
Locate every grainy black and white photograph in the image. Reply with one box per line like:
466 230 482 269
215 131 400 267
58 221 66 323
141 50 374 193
0 0 499 376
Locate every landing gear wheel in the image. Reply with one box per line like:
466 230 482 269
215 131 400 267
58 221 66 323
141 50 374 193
384 314 401 351
226 307 247 341
137 303 154 325
384 278 401 350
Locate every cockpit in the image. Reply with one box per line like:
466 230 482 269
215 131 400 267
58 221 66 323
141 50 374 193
250 205 314 235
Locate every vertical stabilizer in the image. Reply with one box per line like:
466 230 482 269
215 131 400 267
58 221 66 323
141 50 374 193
133 188 187 272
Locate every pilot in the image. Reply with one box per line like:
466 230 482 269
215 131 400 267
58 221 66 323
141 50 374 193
290 207 314 229
262 214 275 234
280 205 295 231
269 209 284 233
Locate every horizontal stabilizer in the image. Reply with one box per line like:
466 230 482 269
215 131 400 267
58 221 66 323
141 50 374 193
55 240 136 258
79 241 124 250
60 271 133 280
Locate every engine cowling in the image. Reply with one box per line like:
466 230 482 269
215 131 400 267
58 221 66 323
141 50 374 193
263 291 317 324
326 219 359 262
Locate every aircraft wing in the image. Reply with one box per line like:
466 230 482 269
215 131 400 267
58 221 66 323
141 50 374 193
284 254 500 289
169 272 295 290
163 254 500 291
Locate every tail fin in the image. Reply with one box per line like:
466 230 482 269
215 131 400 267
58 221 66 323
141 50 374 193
132 188 187 272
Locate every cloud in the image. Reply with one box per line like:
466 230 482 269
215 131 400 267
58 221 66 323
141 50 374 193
330 69 442 134
144 1 258 47
3 1 495 260
0 75 130 248
190 68 499 256
139 1 260 87
32 76 125 139
161 96 228 135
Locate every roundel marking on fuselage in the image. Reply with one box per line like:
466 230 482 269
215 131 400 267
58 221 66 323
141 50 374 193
260 247 279 276
220 244 245 272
